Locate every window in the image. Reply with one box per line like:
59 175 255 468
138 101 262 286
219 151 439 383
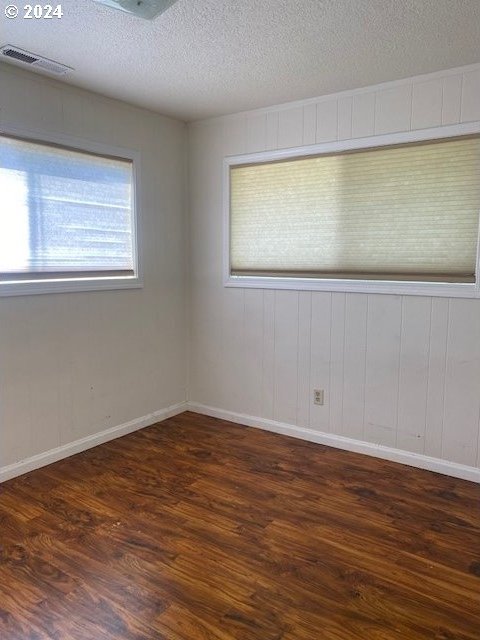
0 131 139 295
225 127 480 297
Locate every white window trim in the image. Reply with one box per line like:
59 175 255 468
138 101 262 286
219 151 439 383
0 124 142 297
223 121 480 298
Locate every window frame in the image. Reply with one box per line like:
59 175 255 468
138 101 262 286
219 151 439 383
0 124 142 297
223 121 480 298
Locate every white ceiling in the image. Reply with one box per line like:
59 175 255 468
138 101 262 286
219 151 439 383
1 0 480 121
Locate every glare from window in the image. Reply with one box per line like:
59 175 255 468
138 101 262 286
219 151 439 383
0 135 135 283
0 168 30 272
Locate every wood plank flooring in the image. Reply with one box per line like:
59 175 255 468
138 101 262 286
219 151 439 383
1 411 479 639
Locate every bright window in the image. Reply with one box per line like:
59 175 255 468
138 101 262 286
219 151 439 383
226 132 480 296
0 133 139 295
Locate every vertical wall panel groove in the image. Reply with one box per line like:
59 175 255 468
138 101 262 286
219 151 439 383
297 292 312 428
396 297 430 454
442 300 480 466
440 300 451 461
423 298 433 455
303 104 317 145
262 290 275 420
442 74 463 125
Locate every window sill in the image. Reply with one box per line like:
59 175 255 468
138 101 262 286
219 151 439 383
0 275 143 297
224 275 478 298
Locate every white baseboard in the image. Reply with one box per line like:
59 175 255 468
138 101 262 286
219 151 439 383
187 402 480 484
3 400 478 484
0 401 187 483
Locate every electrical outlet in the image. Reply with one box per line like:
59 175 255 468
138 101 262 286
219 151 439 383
314 389 324 405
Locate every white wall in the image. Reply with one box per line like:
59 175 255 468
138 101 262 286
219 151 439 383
188 63 480 480
0 64 187 473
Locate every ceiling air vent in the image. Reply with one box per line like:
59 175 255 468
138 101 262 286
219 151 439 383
0 45 73 76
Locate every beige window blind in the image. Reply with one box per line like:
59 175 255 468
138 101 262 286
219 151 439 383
229 136 480 283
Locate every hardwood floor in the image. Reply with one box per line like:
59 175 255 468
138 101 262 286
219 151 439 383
0 411 479 639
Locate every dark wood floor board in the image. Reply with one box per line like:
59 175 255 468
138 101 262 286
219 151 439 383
179 464 476 583
269 506 478 588
262 517 479 612
1 411 479 639
250 533 477 638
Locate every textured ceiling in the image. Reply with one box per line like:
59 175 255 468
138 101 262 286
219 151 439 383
1 0 480 121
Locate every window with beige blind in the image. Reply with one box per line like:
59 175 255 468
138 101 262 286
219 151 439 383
226 131 480 296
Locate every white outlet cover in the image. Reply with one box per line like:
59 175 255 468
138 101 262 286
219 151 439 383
92 0 179 20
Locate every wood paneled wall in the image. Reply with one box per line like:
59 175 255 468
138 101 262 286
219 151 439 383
188 64 480 474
